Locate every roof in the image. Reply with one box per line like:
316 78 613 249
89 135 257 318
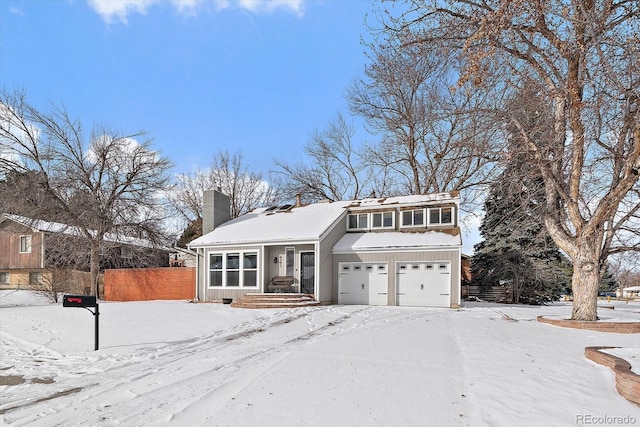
333 230 462 253
1 213 169 250
346 192 459 211
189 193 460 248
189 200 354 246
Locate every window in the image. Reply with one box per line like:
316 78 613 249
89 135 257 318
226 253 240 287
208 251 258 288
243 253 258 287
347 213 368 230
209 254 223 287
29 272 42 285
401 209 425 227
0 272 8 284
121 247 133 258
285 247 295 277
371 212 394 229
19 235 32 253
428 207 454 225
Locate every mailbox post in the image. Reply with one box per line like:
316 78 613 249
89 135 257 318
63 294 100 351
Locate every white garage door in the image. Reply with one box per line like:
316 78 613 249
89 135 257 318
396 262 451 307
338 263 388 305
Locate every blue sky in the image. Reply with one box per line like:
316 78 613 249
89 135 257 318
1 0 482 251
1 0 376 175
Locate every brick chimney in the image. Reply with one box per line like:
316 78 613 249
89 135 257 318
202 189 231 235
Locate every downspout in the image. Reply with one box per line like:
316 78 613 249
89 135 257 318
194 247 201 302
40 232 45 269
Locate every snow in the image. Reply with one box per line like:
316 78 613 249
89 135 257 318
348 193 458 209
333 230 461 253
605 348 640 375
189 193 460 247
1 214 166 250
1 290 639 426
189 201 353 246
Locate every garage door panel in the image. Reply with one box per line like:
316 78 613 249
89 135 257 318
339 263 388 305
396 262 450 307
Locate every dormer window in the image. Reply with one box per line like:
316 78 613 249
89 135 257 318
401 209 425 227
428 207 454 226
347 213 368 230
371 212 393 229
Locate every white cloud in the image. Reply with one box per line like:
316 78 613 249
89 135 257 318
87 0 304 23
211 0 232 11
169 0 200 15
9 7 25 16
237 0 303 16
87 0 160 24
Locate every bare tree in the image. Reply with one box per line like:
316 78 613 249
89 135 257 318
348 35 501 200
276 114 379 203
170 151 280 240
0 89 174 298
383 1 640 320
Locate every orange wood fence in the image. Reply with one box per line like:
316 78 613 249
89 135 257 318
104 267 195 301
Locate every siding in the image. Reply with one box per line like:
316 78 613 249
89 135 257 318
104 267 196 301
199 245 262 302
318 214 348 303
0 230 43 269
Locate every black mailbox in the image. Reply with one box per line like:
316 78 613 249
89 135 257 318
63 294 97 308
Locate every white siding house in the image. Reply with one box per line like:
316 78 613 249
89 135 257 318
188 190 462 308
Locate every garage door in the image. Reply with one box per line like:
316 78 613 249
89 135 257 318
396 262 450 307
338 263 388 305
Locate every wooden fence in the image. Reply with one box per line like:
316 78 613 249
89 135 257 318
462 285 511 303
104 267 195 302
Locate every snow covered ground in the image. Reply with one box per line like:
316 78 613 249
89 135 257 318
0 290 638 427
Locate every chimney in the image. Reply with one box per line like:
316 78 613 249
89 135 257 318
295 193 302 207
202 189 231 235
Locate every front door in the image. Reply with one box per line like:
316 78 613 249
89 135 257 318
300 251 315 294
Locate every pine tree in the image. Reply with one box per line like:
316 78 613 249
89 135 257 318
471 166 571 303
176 218 202 249
471 89 571 304
471 158 570 304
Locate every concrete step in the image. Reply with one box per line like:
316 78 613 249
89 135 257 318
230 293 319 309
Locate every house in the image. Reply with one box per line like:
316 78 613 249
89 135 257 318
169 246 197 268
188 190 462 308
0 213 169 292
620 286 640 299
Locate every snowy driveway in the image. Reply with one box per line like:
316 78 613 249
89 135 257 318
1 292 639 426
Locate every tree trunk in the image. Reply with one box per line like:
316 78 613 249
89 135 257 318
570 246 600 321
90 243 100 299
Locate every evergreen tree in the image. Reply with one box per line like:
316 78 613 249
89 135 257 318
176 218 202 248
471 89 571 304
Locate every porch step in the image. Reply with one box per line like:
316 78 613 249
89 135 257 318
230 293 320 309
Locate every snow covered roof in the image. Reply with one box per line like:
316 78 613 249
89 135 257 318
346 192 459 211
333 230 462 253
189 200 354 247
189 192 461 248
1 213 168 250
